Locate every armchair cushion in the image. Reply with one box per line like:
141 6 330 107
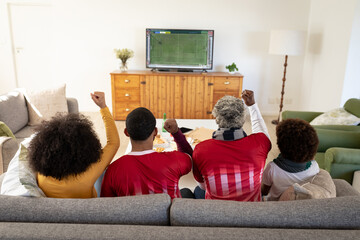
315 128 360 152
310 108 360 126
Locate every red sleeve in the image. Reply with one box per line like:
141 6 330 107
100 166 116 197
176 152 192 176
192 147 204 183
256 133 272 155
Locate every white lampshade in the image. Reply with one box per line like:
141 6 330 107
269 30 306 56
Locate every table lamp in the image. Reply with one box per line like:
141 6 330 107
269 30 306 125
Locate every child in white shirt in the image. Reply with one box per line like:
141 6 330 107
261 119 320 201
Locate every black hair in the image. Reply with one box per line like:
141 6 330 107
126 107 156 141
276 119 319 163
28 113 102 180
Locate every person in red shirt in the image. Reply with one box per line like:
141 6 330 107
192 90 271 201
100 107 193 199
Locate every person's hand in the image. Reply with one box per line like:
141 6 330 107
91 92 106 109
164 119 179 134
242 89 255 106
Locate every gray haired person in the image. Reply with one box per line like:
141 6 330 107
192 90 271 201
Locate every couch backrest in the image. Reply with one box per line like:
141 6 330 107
344 98 360 118
0 90 28 134
0 194 171 225
170 196 360 229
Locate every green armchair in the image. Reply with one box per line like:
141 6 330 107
282 98 360 184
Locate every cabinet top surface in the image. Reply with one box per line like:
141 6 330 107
111 70 243 77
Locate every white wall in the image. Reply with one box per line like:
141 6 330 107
300 0 358 111
0 0 311 113
341 0 360 105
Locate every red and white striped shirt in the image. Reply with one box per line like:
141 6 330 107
193 133 271 201
100 150 191 199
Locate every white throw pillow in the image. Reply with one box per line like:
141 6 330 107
310 108 360 126
25 84 68 126
0 144 45 197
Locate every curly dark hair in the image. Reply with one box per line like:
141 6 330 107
28 113 102 180
276 119 319 163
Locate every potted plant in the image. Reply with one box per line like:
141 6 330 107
225 62 239 74
114 48 134 72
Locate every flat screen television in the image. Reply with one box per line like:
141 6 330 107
146 29 214 71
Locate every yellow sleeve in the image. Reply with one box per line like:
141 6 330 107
84 107 120 182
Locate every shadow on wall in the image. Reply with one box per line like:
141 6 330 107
308 33 323 55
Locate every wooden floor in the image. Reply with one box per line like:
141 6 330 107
84 112 280 190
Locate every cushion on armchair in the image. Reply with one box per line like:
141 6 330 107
310 108 360 126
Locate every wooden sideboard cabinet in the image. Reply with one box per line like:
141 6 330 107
111 70 243 120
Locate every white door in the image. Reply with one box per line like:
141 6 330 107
9 3 53 90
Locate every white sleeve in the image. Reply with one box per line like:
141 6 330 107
262 163 273 186
248 103 270 140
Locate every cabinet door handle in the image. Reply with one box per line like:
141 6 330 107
125 93 130 97
124 79 130 83
224 81 230 85
125 108 130 112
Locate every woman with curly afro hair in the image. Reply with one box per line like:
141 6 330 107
261 118 319 200
28 92 120 198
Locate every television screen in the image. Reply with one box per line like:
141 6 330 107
146 29 214 71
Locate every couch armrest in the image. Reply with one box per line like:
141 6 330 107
282 110 323 122
67 98 79 114
333 178 360 197
324 148 360 171
316 129 360 152
0 136 19 174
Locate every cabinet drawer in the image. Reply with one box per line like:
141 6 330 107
213 77 240 91
115 89 140 102
114 75 140 88
113 102 140 119
213 91 239 104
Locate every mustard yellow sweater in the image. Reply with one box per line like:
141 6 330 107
37 107 120 198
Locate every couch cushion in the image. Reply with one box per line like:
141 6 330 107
25 84 68 126
334 179 360 197
0 137 19 174
0 194 171 225
1 144 45 197
0 121 15 138
0 90 28 133
170 196 360 229
279 169 336 201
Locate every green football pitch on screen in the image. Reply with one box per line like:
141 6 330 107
150 33 208 65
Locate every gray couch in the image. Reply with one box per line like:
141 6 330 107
0 89 359 239
0 89 78 174
0 177 359 239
